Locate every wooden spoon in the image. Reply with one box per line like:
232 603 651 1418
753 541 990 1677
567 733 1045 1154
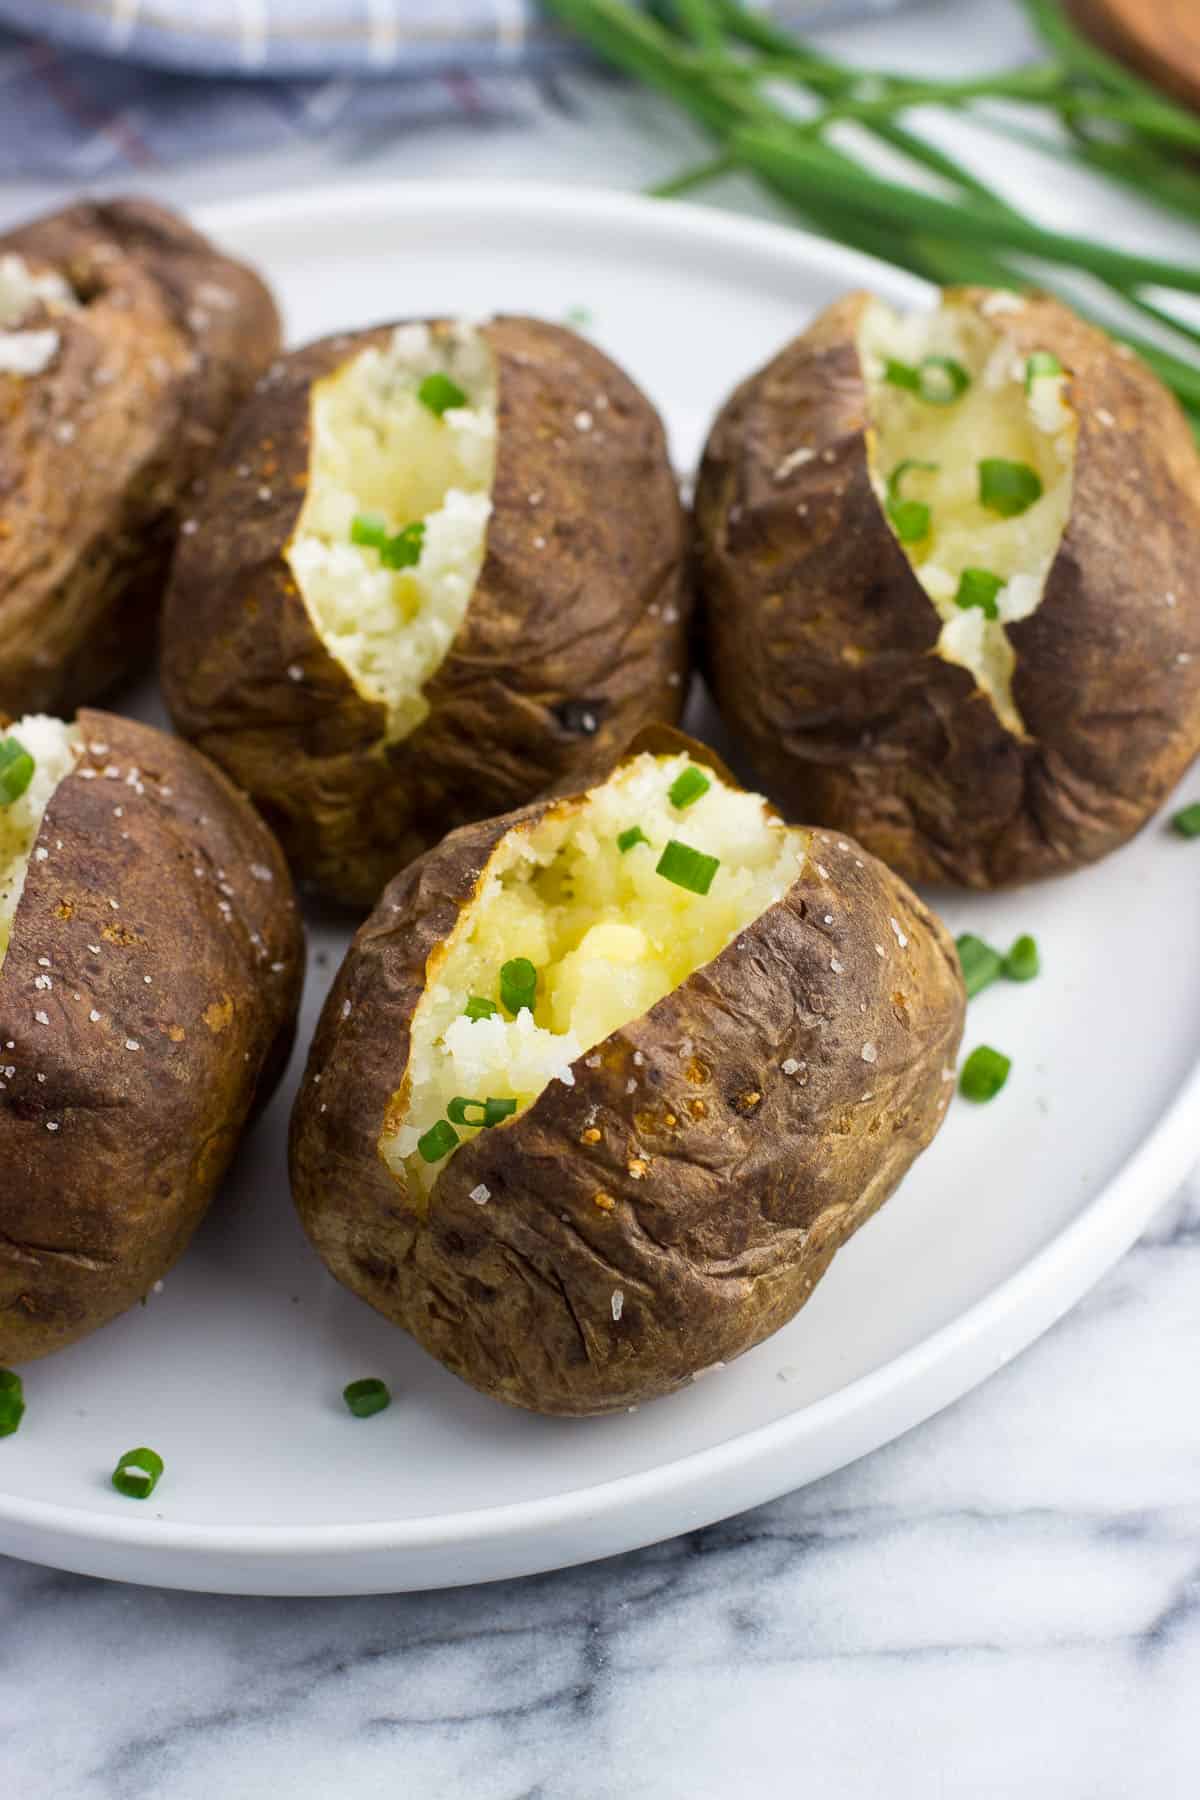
1067 0 1200 112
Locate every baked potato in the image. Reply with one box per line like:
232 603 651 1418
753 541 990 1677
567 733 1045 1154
161 316 690 908
0 197 281 717
290 732 964 1415
695 286 1200 888
0 707 303 1362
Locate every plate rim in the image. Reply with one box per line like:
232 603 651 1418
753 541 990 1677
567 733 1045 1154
2 178 1196 1577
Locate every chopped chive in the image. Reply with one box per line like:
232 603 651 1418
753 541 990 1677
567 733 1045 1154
379 520 425 570
350 511 389 550
1004 934 1040 982
418 371 467 417
959 1045 1011 1103
564 304 593 329
886 458 938 543
617 826 650 853
1025 350 1063 391
1171 802 1200 839
656 838 720 896
500 956 538 1017
484 1096 518 1126
0 736 35 808
111 1446 164 1500
447 1096 490 1127
955 567 1005 620
668 766 711 810
344 1377 391 1418
464 995 500 1021
979 459 1044 518
919 356 970 405
417 1118 458 1163
956 933 1005 999
0 1368 24 1437
884 356 970 405
884 358 920 393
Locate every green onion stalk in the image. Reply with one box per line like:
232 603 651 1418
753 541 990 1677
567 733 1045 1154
542 0 1200 442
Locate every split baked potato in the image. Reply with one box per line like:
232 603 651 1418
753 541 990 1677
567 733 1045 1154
695 287 1200 887
0 197 280 716
161 316 690 908
0 708 303 1362
290 732 965 1415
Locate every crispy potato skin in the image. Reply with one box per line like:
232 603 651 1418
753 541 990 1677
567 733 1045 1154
160 317 690 909
290 750 964 1416
0 710 303 1362
695 288 1200 887
0 198 280 716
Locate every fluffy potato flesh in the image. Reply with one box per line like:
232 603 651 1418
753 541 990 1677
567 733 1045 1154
859 295 1078 734
383 752 808 1195
0 714 81 963
286 320 497 741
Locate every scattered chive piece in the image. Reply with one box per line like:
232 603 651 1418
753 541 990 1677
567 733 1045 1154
379 520 425 570
564 304 592 329
956 933 1006 1000
919 356 971 405
0 1369 24 1437
1171 802 1200 839
447 1096 490 1127
1025 350 1063 392
484 1096 518 1126
979 459 1044 518
343 1378 391 1419
418 371 467 417
668 766 711 810
617 826 649 853
500 956 538 1017
959 1045 1012 1103
1004 934 1040 982
417 1118 458 1163
884 358 920 394
350 511 389 550
656 838 720 896
886 458 939 544
0 736 34 808
955 567 1005 620
884 356 970 405
464 995 500 1021
111 1446 164 1500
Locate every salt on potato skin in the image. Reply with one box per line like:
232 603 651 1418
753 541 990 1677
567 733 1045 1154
291 735 966 1416
162 314 690 909
0 708 304 1363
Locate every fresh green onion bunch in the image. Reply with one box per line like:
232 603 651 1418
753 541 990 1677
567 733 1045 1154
543 0 1200 441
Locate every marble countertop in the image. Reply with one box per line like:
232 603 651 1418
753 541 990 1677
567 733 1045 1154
4 4 1200 1793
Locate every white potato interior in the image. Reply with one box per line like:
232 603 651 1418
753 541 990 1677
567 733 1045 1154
859 294 1078 733
382 751 808 1194
0 715 82 965
287 321 497 741
0 253 77 377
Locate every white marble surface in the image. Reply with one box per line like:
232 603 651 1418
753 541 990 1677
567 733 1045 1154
3 2 1200 1792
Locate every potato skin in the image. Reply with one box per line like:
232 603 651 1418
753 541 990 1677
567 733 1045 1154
161 316 690 909
695 288 1200 888
0 198 280 717
290 746 965 1416
0 710 303 1362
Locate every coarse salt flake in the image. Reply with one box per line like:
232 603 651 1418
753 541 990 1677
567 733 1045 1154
861 1043 878 1064
611 1289 625 1321
124 1039 140 1051
889 916 908 949
470 1184 490 1206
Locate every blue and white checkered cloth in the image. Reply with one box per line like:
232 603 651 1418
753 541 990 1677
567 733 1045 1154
0 2 911 176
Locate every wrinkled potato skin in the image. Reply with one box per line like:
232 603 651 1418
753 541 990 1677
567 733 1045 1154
0 710 304 1362
695 288 1200 888
0 198 280 716
290 740 965 1416
161 317 690 909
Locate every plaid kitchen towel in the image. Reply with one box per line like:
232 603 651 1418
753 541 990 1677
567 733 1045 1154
0 2 913 176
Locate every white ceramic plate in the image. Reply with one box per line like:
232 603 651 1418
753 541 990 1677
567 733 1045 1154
1 183 1197 1596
